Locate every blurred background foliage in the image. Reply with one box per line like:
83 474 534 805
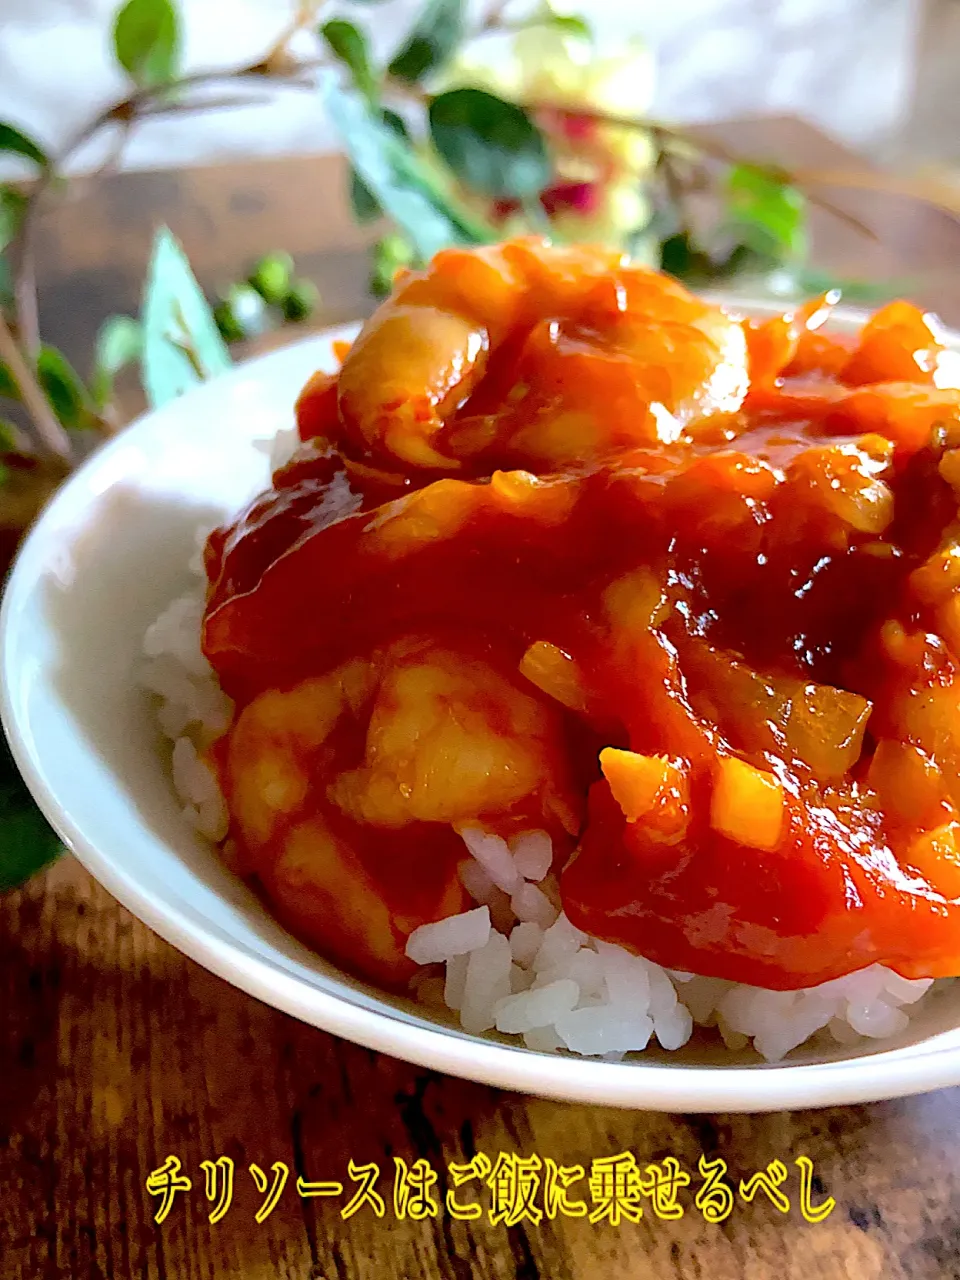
0 0 951 883
0 0 893 473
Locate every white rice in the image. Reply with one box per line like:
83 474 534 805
405 905 492 965
404 834 936 1061
141 525 233 842
141 420 300 840
142 486 944 1063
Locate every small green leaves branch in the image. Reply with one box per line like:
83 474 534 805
8 0 937 457
1 0 924 477
0 0 328 474
311 1 929 299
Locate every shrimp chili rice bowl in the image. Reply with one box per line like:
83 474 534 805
142 237 960 1063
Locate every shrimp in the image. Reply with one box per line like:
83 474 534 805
333 237 749 475
325 638 578 831
223 658 376 850
336 244 526 470
219 638 577 984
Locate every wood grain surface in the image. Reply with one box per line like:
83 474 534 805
4 121 960 1280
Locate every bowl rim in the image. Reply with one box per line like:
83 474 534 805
7 309 960 1113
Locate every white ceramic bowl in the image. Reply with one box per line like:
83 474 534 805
7 313 960 1113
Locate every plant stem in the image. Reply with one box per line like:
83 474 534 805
137 91 286 118
11 56 332 359
791 166 960 218
15 105 129 355
0 313 72 463
93 115 134 177
13 251 40 365
263 1 327 71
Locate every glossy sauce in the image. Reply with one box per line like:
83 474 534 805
201 238 960 990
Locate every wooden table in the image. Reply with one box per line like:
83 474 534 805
5 120 960 1280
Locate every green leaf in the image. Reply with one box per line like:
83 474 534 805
322 19 377 103
0 187 27 256
141 227 231 408
350 169 382 224
381 108 411 141
349 110 410 224
37 346 90 429
659 231 713 284
370 233 416 297
0 360 19 401
280 280 320 324
91 314 143 409
113 0 181 88
389 0 464 84
216 283 270 342
725 164 807 260
0 254 12 308
248 251 294 306
544 13 591 39
0 735 61 892
325 83 493 261
0 122 48 169
429 88 551 200
212 299 245 344
659 229 778 287
95 314 143 374
0 418 21 452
